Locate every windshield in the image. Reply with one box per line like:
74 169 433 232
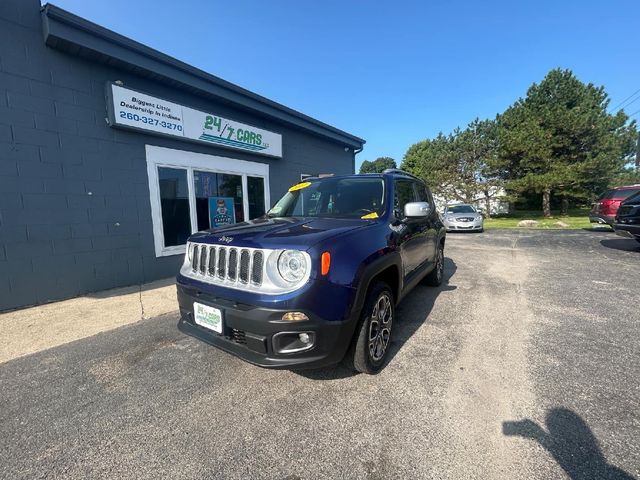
447 205 476 214
268 177 385 219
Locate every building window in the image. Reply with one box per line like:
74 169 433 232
146 145 270 257
193 171 245 231
248 175 266 219
158 167 192 247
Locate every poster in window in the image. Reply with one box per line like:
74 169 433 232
208 197 236 228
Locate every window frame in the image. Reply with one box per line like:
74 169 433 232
146 145 270 257
413 182 435 213
393 178 418 219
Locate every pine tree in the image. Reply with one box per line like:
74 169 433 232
497 69 637 216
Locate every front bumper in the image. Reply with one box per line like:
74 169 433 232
176 282 360 369
613 224 640 239
445 221 483 231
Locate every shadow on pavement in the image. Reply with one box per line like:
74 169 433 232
503 408 635 480
297 257 457 380
600 238 640 253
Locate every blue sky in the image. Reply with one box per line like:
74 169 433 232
47 0 640 170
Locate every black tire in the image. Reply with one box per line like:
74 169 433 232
345 281 395 374
423 242 444 286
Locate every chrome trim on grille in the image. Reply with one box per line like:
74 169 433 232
207 247 216 275
217 247 226 279
191 245 199 272
251 251 263 285
239 249 250 284
182 242 311 295
188 243 265 288
228 248 238 281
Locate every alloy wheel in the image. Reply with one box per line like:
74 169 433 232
368 293 393 362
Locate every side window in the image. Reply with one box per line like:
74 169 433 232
394 179 417 217
425 187 434 206
413 182 429 202
423 184 436 209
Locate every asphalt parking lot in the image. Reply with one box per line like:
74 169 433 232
1 230 638 480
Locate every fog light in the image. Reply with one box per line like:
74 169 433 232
273 331 315 354
299 332 310 344
282 311 309 321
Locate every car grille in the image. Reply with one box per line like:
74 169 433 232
458 217 474 222
231 328 247 345
190 244 264 287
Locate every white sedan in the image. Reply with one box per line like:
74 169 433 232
442 204 484 232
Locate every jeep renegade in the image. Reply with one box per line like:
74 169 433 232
176 169 446 374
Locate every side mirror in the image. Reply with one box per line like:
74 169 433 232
404 201 430 218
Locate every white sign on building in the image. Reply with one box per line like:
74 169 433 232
108 84 283 158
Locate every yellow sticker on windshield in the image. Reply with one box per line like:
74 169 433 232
361 212 379 219
288 182 311 192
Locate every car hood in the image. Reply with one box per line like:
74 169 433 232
189 217 372 250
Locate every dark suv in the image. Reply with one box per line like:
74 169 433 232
176 169 446 374
613 191 640 243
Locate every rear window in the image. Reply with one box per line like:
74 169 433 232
599 188 640 200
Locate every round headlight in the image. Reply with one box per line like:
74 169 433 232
277 250 308 283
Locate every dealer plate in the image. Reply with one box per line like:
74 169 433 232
193 302 223 334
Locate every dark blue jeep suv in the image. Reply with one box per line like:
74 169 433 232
176 169 446 374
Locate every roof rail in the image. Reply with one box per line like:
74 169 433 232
381 168 422 181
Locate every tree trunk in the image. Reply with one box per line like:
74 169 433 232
542 188 552 218
484 190 492 218
561 196 569 216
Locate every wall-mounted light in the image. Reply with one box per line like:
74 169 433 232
344 147 349 152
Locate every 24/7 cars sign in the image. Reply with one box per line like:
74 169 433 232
108 84 282 158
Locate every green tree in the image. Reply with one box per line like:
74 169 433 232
449 118 502 216
359 157 397 174
609 167 640 188
401 132 456 199
497 68 637 217
401 119 502 216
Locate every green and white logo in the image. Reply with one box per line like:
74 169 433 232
198 115 270 152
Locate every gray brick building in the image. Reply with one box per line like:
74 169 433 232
0 1 365 311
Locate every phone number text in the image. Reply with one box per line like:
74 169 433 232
118 111 183 132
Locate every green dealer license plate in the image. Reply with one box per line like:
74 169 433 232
193 302 223 334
